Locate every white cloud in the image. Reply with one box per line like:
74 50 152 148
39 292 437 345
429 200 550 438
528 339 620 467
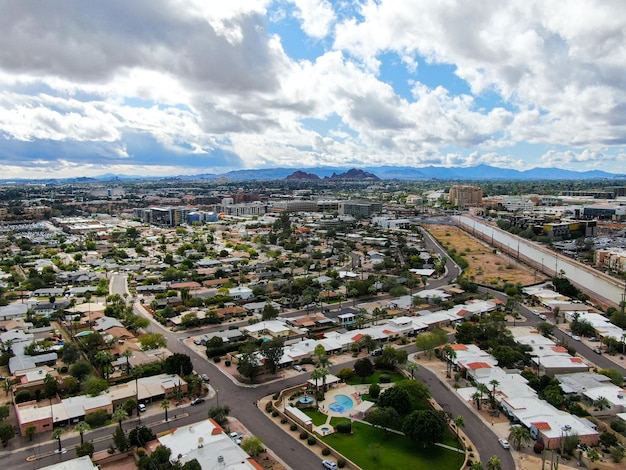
290 0 336 39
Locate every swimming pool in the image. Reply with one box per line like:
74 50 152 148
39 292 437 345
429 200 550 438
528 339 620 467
328 394 354 413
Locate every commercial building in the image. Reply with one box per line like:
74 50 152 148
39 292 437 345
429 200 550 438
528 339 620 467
449 185 483 207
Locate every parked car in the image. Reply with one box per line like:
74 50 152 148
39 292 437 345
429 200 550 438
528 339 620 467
201 374 210 382
538 314 547 320
138 404 147 412
229 432 243 445
371 348 383 356
293 365 303 372
498 438 510 449
593 347 602 354
322 460 338 470
190 398 205 406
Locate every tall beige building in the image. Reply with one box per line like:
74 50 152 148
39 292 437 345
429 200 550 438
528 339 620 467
449 185 483 207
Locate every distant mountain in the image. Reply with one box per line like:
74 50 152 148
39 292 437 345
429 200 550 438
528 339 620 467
285 170 320 181
326 168 380 181
0 164 622 185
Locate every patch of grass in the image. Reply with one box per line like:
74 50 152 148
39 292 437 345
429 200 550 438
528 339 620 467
346 371 404 385
322 421 459 470
303 409 328 426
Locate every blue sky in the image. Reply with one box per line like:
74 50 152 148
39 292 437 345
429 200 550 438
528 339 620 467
0 0 624 178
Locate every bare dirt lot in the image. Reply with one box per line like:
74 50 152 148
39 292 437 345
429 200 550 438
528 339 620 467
425 224 542 287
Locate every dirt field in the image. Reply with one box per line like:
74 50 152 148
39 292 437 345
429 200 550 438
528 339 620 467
425 224 542 288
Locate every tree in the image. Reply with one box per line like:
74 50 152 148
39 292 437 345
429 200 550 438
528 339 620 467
314 344 328 366
536 322 554 337
237 348 261 383
61 342 81 364
261 303 279 320
129 425 155 447
395 379 431 406
378 386 412 415
415 329 447 359
375 346 408 370
402 410 444 447
164 353 194 376
240 436 264 456
486 456 502 470
309 368 324 390
364 407 399 433
113 425 130 452
442 344 456 378
121 349 133 375
160 400 171 422
406 361 419 380
25 425 36 442
508 426 531 451
112 407 128 431
70 360 92 380
0 422 15 447
0 406 8 421
259 337 285 375
182 460 203 470
75 421 91 445
138 333 167 350
84 376 109 396
76 442 95 458
354 357 374 380
52 428 64 453
359 334 378 353
44 373 58 398
594 396 611 411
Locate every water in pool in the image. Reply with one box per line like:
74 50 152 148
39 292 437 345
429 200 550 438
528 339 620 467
328 394 354 413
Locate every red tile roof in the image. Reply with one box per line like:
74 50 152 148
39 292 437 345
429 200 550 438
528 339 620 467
532 421 551 431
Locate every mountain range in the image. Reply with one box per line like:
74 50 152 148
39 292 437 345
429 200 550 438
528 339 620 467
0 164 623 185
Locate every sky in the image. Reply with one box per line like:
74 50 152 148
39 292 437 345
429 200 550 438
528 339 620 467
1 0 626 179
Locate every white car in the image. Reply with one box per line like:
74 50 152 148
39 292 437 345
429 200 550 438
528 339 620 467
138 404 147 412
538 314 547 320
498 438 510 449
322 461 338 470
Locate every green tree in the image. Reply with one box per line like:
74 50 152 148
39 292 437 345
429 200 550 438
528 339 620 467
44 373 58 398
160 400 170 422
0 422 15 447
75 442 95 458
353 357 374 380
364 407 399 433
259 337 285 375
314 344 329 366
52 428 64 453
0 406 9 421
508 426 531 451
61 342 81 364
129 425 155 447
261 303 279 320
164 353 194 376
378 386 412 415
237 346 261 383
486 456 502 470
240 436 264 456
25 425 36 442
112 425 130 452
138 333 167 350
84 376 109 396
402 410 444 447
112 407 128 431
70 360 92 380
375 346 408 370
75 421 91 445
406 361 419 380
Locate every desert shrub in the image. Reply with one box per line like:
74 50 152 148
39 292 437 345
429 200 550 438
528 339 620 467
299 431 308 440
265 402 273 413
290 423 297 431
337 458 346 468
322 448 331 456
280 417 287 424
272 410 279 417
307 436 316 445
213 356 221 363
225 360 231 367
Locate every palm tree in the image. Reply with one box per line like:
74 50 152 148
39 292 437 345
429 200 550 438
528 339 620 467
486 455 502 470
477 383 490 405
160 399 171 422
309 368 324 391
122 349 133 375
508 426 531 451
471 391 482 411
112 407 128 431
318 367 329 393
442 344 456 378
52 428 64 453
470 461 483 470
489 379 500 408
594 396 611 411
407 361 419 380
454 415 465 468
74 421 91 445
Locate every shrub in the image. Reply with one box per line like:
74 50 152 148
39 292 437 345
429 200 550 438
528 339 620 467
225 360 231 367
280 418 287 424
85 409 110 428
322 447 331 456
533 441 545 454
337 458 346 468
335 421 352 434
290 424 297 431
15 390 32 404
265 402 273 413
369 383 381 400
299 431 308 440
59 366 68 373
75 442 94 457
307 436 316 445
379 374 391 383
272 392 280 400
336 368 355 380
610 419 626 433
272 410 279 417
213 356 221 363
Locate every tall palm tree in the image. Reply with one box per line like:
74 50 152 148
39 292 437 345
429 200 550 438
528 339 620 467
508 426 531 451
112 407 128 431
160 399 171 422
122 349 133 375
454 415 465 468
407 361 419 380
52 428 64 453
471 391 482 411
318 367 329 393
470 461 483 470
74 421 91 445
486 455 502 470
442 344 456 378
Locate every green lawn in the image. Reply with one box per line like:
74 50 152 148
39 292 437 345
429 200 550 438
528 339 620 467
346 371 405 385
322 421 461 470
303 409 329 426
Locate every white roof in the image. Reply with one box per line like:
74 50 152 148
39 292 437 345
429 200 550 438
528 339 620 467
39 456 98 470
